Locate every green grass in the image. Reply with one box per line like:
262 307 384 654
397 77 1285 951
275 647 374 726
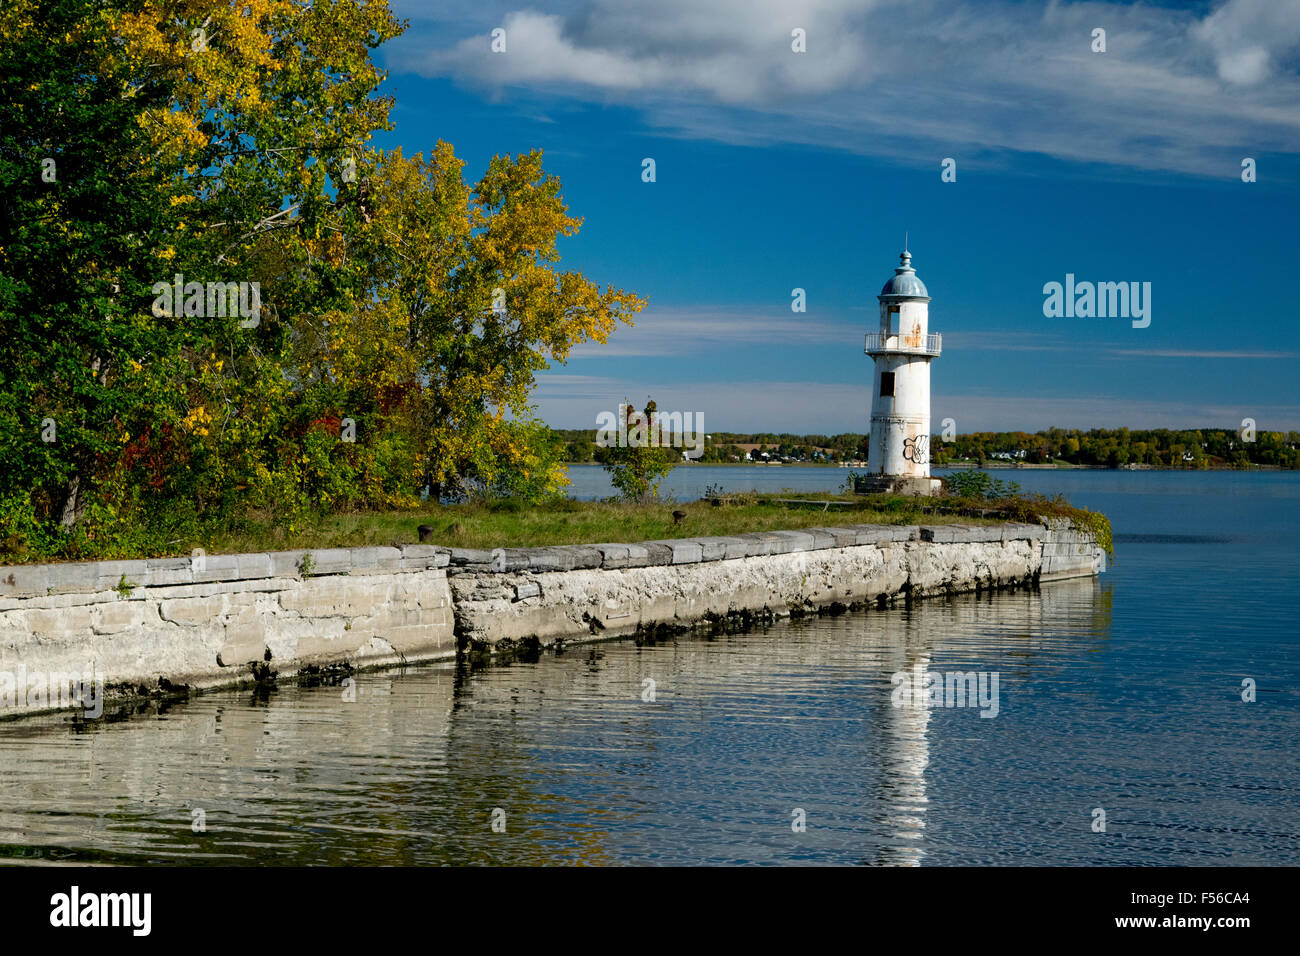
3 491 1112 563
117 494 1008 559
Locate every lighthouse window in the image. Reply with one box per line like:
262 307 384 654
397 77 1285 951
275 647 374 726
880 372 895 397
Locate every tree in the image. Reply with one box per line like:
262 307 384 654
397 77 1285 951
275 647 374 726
0 0 197 549
360 145 645 500
601 399 677 502
1 0 645 559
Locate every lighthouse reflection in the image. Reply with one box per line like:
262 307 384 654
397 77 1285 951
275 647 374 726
864 576 1109 866
877 646 932 866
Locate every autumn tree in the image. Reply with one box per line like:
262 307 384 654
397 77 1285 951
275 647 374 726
1 1 646 558
357 145 645 500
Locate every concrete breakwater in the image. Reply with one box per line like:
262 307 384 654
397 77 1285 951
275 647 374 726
0 520 1103 720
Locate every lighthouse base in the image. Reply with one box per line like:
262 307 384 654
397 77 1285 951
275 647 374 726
853 475 943 497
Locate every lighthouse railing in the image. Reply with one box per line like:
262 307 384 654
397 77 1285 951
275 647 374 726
864 332 942 355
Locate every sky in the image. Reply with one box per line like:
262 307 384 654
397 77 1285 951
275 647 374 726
374 0 1300 433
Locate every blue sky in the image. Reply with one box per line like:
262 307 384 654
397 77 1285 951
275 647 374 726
375 0 1300 433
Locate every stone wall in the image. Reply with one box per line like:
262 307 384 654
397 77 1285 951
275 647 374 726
0 520 1103 720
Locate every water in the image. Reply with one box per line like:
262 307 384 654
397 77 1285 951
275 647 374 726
1 469 1297 865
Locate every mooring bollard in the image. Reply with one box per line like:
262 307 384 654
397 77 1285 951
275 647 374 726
417 524 434 542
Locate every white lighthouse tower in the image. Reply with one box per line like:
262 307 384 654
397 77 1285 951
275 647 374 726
862 247 943 496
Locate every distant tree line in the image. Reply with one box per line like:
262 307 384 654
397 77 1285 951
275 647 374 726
931 427 1299 469
552 426 1300 469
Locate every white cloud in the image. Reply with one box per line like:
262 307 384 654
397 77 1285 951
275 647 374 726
1193 0 1300 86
388 0 1300 177
564 315 1299 362
567 305 853 358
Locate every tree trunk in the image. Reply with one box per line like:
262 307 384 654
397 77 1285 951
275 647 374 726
59 475 81 528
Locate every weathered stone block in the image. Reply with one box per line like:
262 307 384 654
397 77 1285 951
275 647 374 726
144 557 194 587
383 623 455 654
160 596 225 626
398 545 452 570
698 539 728 561
621 544 655 568
448 548 499 569
350 547 403 572
737 533 776 557
309 548 354 576
712 537 750 560
852 525 916 546
592 543 632 568
235 553 274 580
1001 523 1047 543
770 530 816 552
528 548 575 572
278 578 375 617
646 540 703 564
91 560 149 591
559 546 604 570
802 528 837 551
218 621 266 666
491 549 531 572
92 601 156 634
26 606 94 638
640 542 674 566
267 550 310 578
820 527 861 548
920 525 1004 544
0 565 50 598
44 563 103 594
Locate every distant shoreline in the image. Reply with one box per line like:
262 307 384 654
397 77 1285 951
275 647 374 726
561 461 1294 472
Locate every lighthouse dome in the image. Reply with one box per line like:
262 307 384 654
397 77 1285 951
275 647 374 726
879 250 929 299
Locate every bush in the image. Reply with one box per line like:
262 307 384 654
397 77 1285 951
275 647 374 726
944 470 1021 500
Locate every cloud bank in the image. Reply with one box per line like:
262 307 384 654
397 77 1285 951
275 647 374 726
390 0 1300 177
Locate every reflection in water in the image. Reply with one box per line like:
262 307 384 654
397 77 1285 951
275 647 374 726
878 648 931 866
2 471 1266 865
0 578 1131 866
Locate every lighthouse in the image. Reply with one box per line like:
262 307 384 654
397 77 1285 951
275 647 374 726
861 247 943 496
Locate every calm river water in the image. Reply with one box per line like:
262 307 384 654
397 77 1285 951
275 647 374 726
1 468 1296 865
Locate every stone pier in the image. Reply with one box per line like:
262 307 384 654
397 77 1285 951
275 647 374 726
0 519 1103 720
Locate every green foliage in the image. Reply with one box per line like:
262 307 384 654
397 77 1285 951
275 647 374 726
551 426 1300 469
938 478 1115 564
0 1 640 562
1064 506 1115 564
463 419 570 503
944 470 1022 499
601 399 678 502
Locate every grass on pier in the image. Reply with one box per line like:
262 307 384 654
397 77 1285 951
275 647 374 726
196 491 1025 555
3 491 1112 563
